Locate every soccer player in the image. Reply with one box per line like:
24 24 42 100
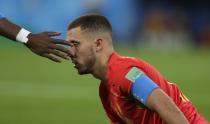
0 13 72 62
67 14 209 124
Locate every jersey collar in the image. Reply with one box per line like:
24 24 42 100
107 52 120 66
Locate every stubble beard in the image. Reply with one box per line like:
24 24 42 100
78 48 96 75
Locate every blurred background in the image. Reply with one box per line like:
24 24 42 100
0 0 210 124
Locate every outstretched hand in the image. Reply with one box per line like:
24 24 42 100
25 31 72 62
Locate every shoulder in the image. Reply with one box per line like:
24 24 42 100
108 54 144 82
108 55 143 96
109 54 164 86
108 53 161 95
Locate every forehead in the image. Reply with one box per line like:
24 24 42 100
67 26 83 41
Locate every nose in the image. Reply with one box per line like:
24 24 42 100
68 46 76 58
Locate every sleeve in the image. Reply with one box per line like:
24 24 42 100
124 67 159 105
0 13 5 20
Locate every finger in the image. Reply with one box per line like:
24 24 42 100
48 49 70 60
43 31 61 37
49 44 73 55
51 39 72 46
42 53 61 63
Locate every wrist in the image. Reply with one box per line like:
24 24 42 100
16 28 31 43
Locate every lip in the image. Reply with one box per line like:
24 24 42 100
71 58 76 64
74 63 79 69
71 60 79 69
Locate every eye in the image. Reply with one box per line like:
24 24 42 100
71 40 80 47
73 42 79 46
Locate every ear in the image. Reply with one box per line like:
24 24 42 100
94 38 103 52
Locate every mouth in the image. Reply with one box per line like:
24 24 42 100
73 63 78 68
71 60 79 69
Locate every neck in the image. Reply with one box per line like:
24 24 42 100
91 49 114 81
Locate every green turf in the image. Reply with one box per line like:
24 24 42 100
0 37 209 124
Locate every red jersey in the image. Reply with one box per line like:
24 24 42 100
99 53 208 124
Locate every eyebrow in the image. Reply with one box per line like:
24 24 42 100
70 40 80 44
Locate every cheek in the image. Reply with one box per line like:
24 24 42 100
76 44 94 61
86 49 96 64
76 50 89 63
81 49 95 64
77 45 90 56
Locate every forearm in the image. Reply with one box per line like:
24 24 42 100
147 89 189 124
0 18 21 41
0 17 72 62
156 99 189 124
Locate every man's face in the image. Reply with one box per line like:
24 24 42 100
67 27 96 75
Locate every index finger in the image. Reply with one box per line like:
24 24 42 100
51 38 72 46
49 44 73 55
43 31 61 37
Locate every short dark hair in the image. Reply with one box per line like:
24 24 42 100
68 14 112 35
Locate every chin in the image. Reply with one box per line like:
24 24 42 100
78 69 89 75
78 72 89 75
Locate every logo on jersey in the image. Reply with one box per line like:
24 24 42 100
125 67 143 82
